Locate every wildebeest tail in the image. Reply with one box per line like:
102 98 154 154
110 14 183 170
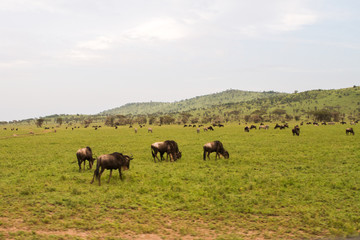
93 157 101 179
151 146 156 158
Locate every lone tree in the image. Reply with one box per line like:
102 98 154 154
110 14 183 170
36 118 45 127
56 117 63 126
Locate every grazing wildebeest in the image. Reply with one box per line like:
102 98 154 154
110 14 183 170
197 128 200 133
346 128 355 135
76 147 95 171
148 128 153 133
151 140 182 162
274 124 286 130
292 126 300 136
134 128 138 133
207 126 214 131
244 126 249 132
259 125 269 130
91 152 133 185
250 125 257 130
203 141 229 160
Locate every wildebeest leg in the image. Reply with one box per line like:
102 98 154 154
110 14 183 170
98 167 105 186
155 152 162 162
108 169 113 183
90 170 96 184
118 169 123 180
169 153 174 162
207 152 211 160
78 159 82 171
152 149 160 162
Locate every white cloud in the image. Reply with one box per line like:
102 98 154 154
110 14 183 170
77 36 113 50
124 18 188 41
0 60 29 68
268 12 318 32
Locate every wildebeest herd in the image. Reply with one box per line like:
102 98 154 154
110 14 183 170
77 139 230 186
74 122 355 185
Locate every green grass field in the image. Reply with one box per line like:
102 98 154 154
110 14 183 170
0 123 359 239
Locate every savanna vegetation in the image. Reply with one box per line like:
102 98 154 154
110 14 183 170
3 86 359 127
0 121 359 239
0 86 359 239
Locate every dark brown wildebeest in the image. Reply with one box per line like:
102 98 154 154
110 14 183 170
346 128 355 135
151 140 182 162
207 126 214 131
90 152 133 185
274 124 285 130
244 126 249 132
203 141 229 160
76 146 95 171
250 125 257 130
292 126 300 136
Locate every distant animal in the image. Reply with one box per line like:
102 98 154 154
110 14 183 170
250 125 257 130
203 141 229 160
218 124 224 127
292 126 300 136
328 122 335 125
259 125 269 130
151 140 182 162
91 152 133 185
207 126 214 131
148 128 153 133
76 147 96 171
274 124 285 130
346 128 354 135
134 128 138 133
197 128 200 133
244 126 249 132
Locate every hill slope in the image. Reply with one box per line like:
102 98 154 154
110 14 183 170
100 89 286 115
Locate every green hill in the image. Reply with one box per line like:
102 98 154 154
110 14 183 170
9 86 359 126
99 89 286 115
201 86 360 122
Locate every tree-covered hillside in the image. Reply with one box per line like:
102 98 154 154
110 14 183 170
5 86 359 126
100 89 286 115
200 86 360 123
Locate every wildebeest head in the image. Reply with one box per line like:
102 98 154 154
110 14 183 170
122 154 134 170
222 150 229 159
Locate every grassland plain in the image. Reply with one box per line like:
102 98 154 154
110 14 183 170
0 123 359 239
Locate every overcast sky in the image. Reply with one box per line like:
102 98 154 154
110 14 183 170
1 0 359 121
